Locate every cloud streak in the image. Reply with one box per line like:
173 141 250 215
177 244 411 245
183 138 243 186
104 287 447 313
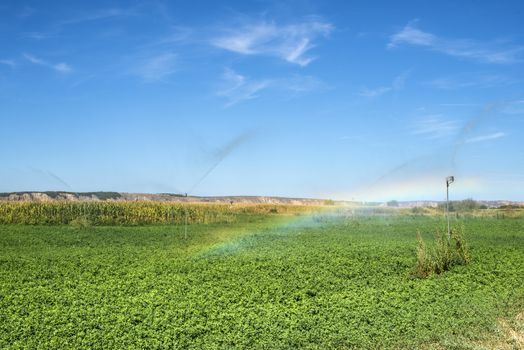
212 17 333 66
412 115 460 140
23 53 72 73
217 69 271 107
133 52 177 81
0 59 16 68
217 69 326 107
389 21 523 64
465 132 506 144
501 99 524 115
426 74 513 90
358 71 409 98
58 8 135 26
20 7 136 41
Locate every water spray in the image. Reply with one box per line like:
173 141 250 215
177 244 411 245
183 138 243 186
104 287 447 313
187 131 255 194
30 167 73 190
181 130 256 239
358 101 503 202
45 170 73 190
451 103 497 166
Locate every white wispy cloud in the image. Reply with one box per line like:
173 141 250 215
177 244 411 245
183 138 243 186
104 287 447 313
133 52 177 81
339 135 362 141
23 54 45 65
23 53 72 73
358 71 409 98
21 31 57 40
358 86 392 98
501 99 524 115
439 103 480 107
216 69 326 107
20 8 135 40
145 26 193 47
274 74 327 93
18 6 36 19
465 132 506 143
426 74 513 90
212 17 333 66
59 8 135 25
0 59 16 68
412 115 460 139
388 21 523 64
217 68 271 107
53 63 72 73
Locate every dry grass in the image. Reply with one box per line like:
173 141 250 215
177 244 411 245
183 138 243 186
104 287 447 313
493 312 524 349
419 312 524 350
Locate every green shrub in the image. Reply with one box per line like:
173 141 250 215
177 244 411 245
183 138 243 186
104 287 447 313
70 216 92 229
411 207 426 215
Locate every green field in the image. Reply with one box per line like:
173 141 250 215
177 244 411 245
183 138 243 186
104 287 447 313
1 212 523 349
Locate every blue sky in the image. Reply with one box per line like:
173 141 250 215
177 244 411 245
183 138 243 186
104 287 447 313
1 0 523 201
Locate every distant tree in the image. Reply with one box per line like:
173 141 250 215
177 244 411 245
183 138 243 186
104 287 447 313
500 204 522 209
439 199 480 212
411 207 425 214
438 201 455 212
387 200 399 207
453 199 479 211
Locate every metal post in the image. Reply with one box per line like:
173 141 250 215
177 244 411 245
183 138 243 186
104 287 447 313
184 193 188 240
446 176 454 240
184 208 188 240
446 181 450 239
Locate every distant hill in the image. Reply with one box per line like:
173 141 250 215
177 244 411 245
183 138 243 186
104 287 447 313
0 191 334 206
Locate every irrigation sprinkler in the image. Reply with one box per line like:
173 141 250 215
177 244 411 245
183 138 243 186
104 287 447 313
446 176 455 239
184 193 188 240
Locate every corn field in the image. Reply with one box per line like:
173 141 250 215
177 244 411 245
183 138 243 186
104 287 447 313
0 201 321 226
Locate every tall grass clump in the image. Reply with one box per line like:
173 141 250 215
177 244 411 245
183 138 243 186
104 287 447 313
415 224 470 278
69 216 92 230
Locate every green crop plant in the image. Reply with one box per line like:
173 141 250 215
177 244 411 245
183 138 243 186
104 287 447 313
0 215 523 348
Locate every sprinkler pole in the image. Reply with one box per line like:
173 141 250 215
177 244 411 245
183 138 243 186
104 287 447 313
184 193 188 240
446 176 455 239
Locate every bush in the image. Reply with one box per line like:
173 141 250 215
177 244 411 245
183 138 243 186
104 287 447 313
411 207 426 215
414 224 470 278
70 217 92 229
438 199 482 212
